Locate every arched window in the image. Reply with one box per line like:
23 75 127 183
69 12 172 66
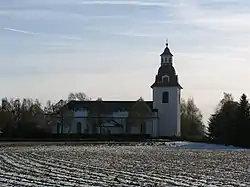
77 122 82 134
162 92 169 103
162 75 170 83
57 122 61 134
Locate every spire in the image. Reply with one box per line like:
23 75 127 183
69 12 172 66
151 40 182 89
161 39 173 56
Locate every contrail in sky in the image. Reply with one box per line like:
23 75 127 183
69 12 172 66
3 27 82 40
4 28 40 36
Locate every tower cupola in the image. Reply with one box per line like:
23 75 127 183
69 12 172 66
151 41 182 89
160 41 173 66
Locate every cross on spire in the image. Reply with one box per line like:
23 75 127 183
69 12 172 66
161 38 173 56
166 38 169 47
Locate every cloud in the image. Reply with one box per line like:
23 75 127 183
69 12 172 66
4 27 39 36
114 31 164 38
80 15 128 19
193 13 250 32
58 35 82 40
173 0 250 32
0 10 9 15
39 42 75 47
3 27 83 41
79 0 173 7
0 49 156 76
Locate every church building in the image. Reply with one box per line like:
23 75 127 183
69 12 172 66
52 42 182 137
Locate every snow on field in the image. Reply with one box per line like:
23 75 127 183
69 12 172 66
160 141 245 150
0 143 249 186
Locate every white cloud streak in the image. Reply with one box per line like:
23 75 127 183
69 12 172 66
193 13 250 32
3 27 83 41
114 31 164 38
4 27 40 36
173 0 250 32
80 0 173 7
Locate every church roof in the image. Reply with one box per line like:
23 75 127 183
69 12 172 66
160 43 173 56
151 64 182 88
66 100 155 114
157 64 176 76
151 81 182 88
152 42 182 88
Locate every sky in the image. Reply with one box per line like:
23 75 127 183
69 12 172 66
1 0 250 123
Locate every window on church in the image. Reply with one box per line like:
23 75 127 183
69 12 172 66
77 122 82 134
162 92 169 103
162 75 169 83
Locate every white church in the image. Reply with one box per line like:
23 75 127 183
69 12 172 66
52 42 182 137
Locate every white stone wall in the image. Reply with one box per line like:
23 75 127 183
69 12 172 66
131 126 141 134
51 108 158 136
153 87 181 137
51 110 88 134
112 111 128 134
97 111 128 134
97 126 124 134
151 111 159 137
145 120 153 135
129 120 154 135
71 110 88 134
51 120 60 134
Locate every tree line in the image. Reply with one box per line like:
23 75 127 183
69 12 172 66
0 92 90 137
207 93 250 148
0 91 249 148
0 92 203 138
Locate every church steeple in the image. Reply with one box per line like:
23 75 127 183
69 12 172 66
151 41 182 88
160 40 173 65
151 40 182 137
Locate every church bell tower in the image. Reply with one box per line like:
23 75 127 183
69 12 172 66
151 41 182 137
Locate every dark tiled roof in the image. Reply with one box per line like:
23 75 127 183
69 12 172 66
66 100 153 114
151 82 183 89
160 45 173 56
151 64 182 89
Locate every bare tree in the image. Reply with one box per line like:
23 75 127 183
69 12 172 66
68 93 76 101
181 98 204 138
44 100 53 114
127 97 152 134
0 97 48 135
68 92 91 101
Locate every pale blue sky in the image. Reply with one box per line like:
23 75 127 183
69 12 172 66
1 0 250 123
